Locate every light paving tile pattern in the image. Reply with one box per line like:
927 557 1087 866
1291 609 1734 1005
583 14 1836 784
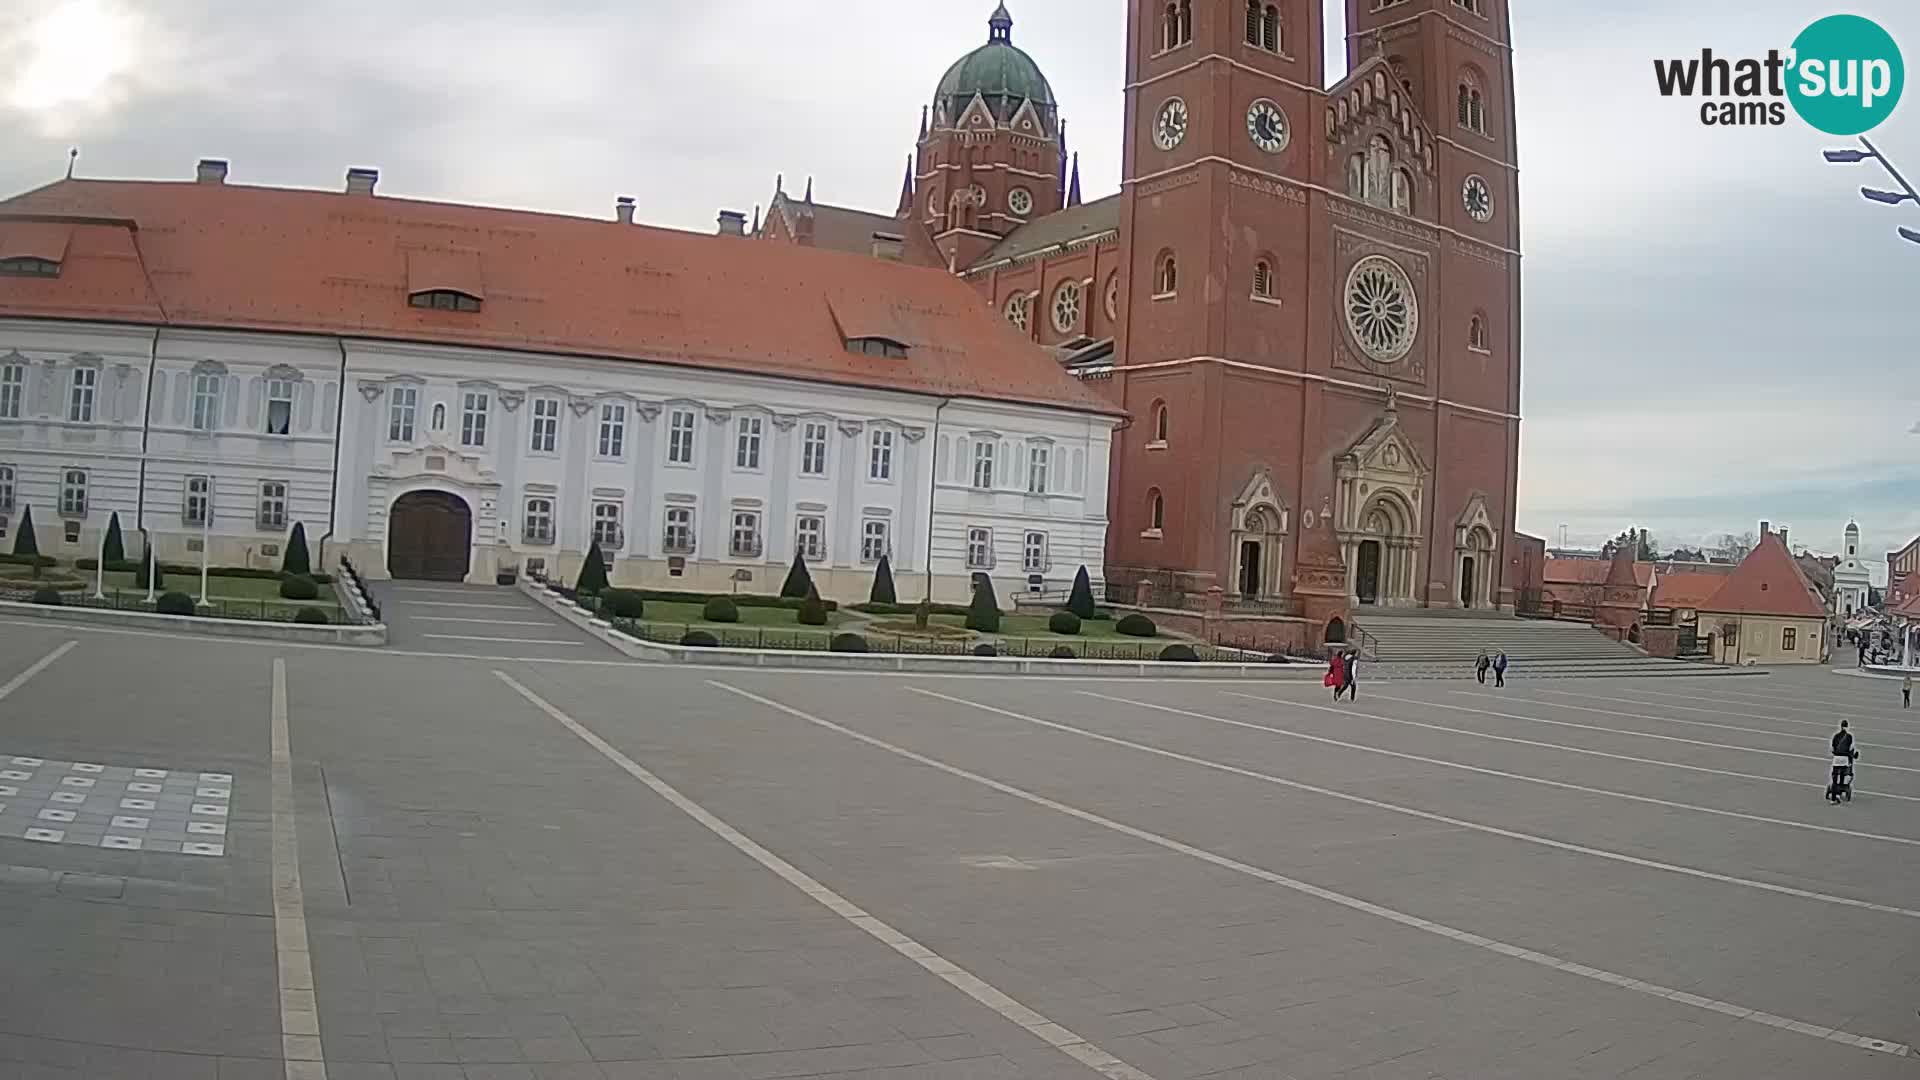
0 753 230 855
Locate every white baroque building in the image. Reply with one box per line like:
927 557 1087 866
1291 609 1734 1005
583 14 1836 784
1833 519 1872 618
0 164 1117 604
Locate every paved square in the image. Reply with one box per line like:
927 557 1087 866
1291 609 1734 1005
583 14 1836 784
0 616 1916 1079
0 752 230 856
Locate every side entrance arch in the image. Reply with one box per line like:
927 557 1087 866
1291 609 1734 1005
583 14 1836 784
388 490 473 581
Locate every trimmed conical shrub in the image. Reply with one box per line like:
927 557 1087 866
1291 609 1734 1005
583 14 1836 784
965 576 1001 633
1067 565 1095 619
282 522 311 577
870 554 897 605
575 542 609 595
102 512 126 565
798 586 829 626
13 505 38 559
780 551 814 599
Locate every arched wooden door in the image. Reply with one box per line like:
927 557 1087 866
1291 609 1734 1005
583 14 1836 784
388 491 472 581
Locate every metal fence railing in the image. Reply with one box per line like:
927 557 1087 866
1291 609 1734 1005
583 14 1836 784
0 584 331 624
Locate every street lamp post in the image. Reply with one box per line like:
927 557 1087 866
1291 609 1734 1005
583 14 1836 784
143 529 157 604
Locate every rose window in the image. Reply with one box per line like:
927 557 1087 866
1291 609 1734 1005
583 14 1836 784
1006 294 1030 331
1344 255 1418 362
1052 281 1083 334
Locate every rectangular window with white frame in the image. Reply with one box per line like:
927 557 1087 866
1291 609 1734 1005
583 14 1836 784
1027 444 1050 495
730 510 762 557
861 519 889 563
191 372 221 432
523 497 554 543
1023 531 1048 573
599 403 627 458
800 422 828 477
388 386 417 442
68 367 96 423
663 505 695 553
460 391 489 448
0 362 23 419
265 377 295 435
0 464 14 511
735 416 763 470
869 428 894 481
966 527 994 569
184 475 211 527
257 480 288 529
60 468 88 516
795 514 826 562
972 440 994 489
592 502 623 549
529 397 559 453
667 410 696 465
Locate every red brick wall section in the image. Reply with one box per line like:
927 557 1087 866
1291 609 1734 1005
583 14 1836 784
1114 606 1310 657
1641 626 1680 659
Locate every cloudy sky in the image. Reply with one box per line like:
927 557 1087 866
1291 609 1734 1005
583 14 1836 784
2 1 1915 577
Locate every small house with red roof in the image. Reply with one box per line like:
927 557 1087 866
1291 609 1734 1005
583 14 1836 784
1697 525 1829 665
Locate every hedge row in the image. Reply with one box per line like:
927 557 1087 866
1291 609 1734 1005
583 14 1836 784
849 601 974 618
72 558 332 584
631 588 837 612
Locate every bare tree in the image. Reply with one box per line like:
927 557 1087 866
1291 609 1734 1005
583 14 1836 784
1716 530 1757 563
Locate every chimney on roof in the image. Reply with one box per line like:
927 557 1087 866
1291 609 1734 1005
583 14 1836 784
1759 520 1771 540
717 210 747 236
615 196 635 225
1779 526 1789 547
871 231 905 261
345 168 379 196
195 158 229 185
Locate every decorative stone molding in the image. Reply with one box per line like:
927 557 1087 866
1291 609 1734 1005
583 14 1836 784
704 407 733 424
1229 171 1308 205
771 414 799 432
836 420 865 438
634 402 662 422
357 380 385 402
1138 169 1202 197
901 426 927 443
498 390 525 412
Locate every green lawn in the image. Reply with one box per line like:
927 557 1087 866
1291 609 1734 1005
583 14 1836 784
637 600 848 629
93 571 339 610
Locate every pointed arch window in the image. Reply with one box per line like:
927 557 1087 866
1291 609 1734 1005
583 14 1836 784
1469 313 1490 352
1262 5 1280 51
1154 251 1178 297
1152 402 1170 444
1245 0 1260 45
1162 0 1191 50
1458 72 1487 134
1252 259 1275 299
1391 168 1413 215
1147 489 1166 534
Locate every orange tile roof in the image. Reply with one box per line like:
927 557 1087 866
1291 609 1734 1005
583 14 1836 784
0 220 73 262
0 177 1117 416
1698 532 1828 619
1654 571 1730 610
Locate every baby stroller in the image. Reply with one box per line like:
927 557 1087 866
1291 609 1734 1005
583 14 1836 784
1828 754 1857 802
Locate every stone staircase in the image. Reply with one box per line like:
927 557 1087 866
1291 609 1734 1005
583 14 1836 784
1351 612 1750 680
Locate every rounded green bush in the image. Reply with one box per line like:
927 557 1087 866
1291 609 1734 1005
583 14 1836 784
278 574 320 601
1048 611 1082 635
155 591 196 616
681 629 720 647
1049 645 1077 659
829 632 869 653
31 587 62 606
599 588 645 619
1158 644 1199 662
294 607 330 625
1115 613 1158 637
702 596 740 623
797 589 829 626
972 643 998 657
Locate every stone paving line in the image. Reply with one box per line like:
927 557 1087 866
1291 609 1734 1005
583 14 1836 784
493 668 1160 1080
0 640 76 702
272 657 326 1080
1219 691 1920 848
711 680 1913 1060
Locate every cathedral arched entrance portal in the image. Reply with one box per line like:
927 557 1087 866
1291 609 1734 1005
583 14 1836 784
1228 471 1289 602
1344 494 1418 607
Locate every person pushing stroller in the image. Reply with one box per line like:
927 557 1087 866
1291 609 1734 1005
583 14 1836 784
1828 720 1859 803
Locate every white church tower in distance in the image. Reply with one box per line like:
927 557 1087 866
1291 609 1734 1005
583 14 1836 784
1834 520 1873 617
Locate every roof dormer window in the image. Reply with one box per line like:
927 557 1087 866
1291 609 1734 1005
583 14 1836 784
0 257 59 277
847 336 908 359
409 289 481 313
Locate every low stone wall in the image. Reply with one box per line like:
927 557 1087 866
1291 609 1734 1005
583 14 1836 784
520 581 1319 679
1640 626 1680 659
0 598 388 646
1109 605 1312 656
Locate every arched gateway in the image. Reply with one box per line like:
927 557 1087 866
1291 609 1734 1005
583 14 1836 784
388 490 473 581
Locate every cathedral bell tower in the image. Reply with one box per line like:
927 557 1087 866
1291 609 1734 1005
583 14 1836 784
917 4 1066 271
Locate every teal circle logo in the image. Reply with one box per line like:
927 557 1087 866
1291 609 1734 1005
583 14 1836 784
1787 14 1904 135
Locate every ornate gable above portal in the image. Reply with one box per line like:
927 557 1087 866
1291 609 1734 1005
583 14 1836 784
1333 401 1428 537
1453 493 1496 549
376 441 498 488
1325 57 1437 177
1230 469 1291 536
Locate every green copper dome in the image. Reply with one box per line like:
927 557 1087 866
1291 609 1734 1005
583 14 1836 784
933 5 1058 123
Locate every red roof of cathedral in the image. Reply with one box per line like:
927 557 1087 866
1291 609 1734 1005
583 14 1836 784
0 176 1116 415
1698 532 1827 619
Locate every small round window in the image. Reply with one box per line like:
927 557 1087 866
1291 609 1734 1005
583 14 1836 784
1052 281 1083 334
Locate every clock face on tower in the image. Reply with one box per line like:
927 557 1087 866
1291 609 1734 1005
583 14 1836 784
1246 99 1289 153
1463 175 1494 222
1154 98 1189 151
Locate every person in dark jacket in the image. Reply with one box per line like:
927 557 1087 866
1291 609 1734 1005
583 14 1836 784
1475 650 1491 684
1493 651 1509 688
1829 720 1859 802
1340 649 1359 701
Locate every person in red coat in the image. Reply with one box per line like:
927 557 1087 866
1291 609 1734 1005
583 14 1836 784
1324 651 1347 704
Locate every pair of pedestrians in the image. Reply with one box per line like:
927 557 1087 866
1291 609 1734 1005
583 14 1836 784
1324 649 1360 702
1475 650 1508 687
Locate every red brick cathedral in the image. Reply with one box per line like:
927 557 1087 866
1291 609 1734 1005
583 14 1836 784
759 0 1521 625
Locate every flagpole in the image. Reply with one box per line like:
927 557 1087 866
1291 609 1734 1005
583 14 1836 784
144 530 157 603
93 520 106 599
198 483 212 608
